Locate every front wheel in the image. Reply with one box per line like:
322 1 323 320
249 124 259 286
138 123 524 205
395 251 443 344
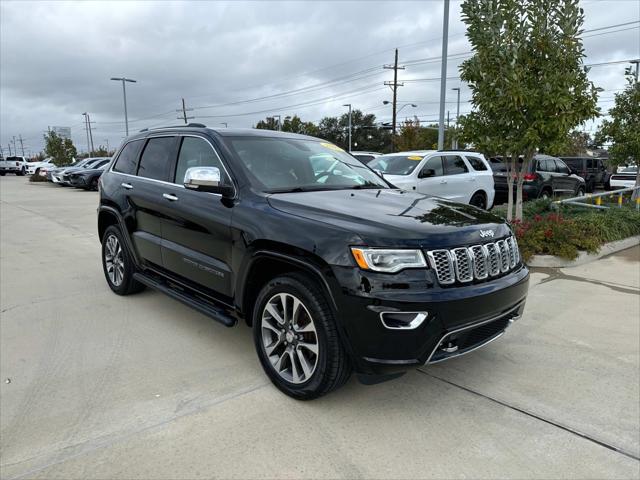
18 168 25 176
253 274 351 400
576 186 585 197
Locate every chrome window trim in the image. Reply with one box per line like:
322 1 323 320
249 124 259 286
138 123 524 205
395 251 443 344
108 133 238 199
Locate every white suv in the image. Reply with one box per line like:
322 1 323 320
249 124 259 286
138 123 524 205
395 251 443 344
368 150 495 209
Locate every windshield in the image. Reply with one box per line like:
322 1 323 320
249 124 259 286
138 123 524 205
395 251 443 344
622 167 638 173
227 137 389 192
368 154 424 175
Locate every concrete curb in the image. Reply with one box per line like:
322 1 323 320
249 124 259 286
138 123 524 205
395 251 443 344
527 235 640 268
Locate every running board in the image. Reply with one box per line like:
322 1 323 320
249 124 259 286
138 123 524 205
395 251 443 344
133 272 237 327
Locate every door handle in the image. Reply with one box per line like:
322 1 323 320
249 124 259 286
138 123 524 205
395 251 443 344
121 182 133 190
440 179 447 184
162 193 179 202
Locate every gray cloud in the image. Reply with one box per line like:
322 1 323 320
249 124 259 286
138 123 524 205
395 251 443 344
1 0 638 156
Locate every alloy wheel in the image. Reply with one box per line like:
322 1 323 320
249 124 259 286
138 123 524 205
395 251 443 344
104 234 125 287
261 293 319 384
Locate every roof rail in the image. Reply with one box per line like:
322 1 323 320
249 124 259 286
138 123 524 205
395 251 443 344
139 123 207 133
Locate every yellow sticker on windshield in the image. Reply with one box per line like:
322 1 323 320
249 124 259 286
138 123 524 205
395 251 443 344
320 142 344 152
407 156 423 160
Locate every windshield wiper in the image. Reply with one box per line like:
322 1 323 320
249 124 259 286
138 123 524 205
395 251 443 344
348 184 386 190
265 186 339 194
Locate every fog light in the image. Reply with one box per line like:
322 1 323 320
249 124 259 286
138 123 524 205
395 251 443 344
380 311 428 330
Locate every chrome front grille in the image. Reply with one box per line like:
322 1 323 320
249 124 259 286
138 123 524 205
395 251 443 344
426 236 521 285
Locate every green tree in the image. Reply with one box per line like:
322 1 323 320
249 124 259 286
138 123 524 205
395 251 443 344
595 71 640 195
549 130 594 156
43 131 77 166
396 117 423 151
460 0 599 220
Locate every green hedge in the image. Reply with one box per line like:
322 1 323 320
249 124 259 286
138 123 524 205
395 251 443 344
496 200 640 261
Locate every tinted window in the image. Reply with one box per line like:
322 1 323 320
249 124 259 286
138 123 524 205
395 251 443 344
137 137 177 182
353 154 375 164
586 158 594 169
421 156 444 176
175 137 227 184
369 154 424 175
562 158 582 170
113 140 143 175
556 159 570 174
443 155 468 175
466 155 487 171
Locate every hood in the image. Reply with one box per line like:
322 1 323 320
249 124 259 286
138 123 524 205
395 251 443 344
267 188 510 249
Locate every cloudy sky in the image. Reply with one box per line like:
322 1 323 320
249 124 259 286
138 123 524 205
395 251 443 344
1 0 639 157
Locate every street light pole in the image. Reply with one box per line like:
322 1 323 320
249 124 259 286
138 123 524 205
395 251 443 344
343 104 352 152
110 77 137 136
631 59 640 83
437 0 450 150
452 87 460 148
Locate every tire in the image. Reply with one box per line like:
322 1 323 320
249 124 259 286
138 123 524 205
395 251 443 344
586 179 595 193
539 189 552 200
576 186 585 197
17 168 25 176
253 273 352 400
469 192 487 209
101 225 145 295
90 177 99 191
0 173 5 176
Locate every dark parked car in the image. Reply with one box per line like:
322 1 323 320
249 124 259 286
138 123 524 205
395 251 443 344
492 154 586 202
98 125 529 399
69 160 110 190
559 157 607 192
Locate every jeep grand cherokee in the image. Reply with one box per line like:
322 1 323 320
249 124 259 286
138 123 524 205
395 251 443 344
98 124 529 399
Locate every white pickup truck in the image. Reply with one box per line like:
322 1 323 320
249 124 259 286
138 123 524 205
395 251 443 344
0 156 28 176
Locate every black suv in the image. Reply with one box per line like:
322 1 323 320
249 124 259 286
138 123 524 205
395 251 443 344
98 125 529 399
493 154 586 202
559 157 607 192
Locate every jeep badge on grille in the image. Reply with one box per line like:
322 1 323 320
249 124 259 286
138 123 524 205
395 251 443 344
479 229 495 238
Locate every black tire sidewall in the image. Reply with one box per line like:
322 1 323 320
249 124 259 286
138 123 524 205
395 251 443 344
101 225 138 295
252 275 336 399
470 193 486 209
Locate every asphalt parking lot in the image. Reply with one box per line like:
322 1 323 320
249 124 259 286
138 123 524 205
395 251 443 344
1 175 639 479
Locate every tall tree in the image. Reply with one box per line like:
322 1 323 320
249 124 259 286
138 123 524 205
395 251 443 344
595 71 640 196
43 131 77 166
460 0 599 220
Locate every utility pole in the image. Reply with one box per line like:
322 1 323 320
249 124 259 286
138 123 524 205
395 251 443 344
437 0 450 150
273 115 282 131
12 136 17 156
7 143 12 156
631 59 639 83
18 135 25 156
83 113 92 156
177 98 194 124
105 139 110 153
343 104 352 152
452 87 461 149
88 114 95 153
384 48 405 152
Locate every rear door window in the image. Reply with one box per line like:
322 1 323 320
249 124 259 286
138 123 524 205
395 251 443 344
443 155 468 175
113 140 144 175
137 137 178 182
465 155 487 171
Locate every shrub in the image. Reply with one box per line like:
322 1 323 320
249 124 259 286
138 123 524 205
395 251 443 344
500 201 640 261
29 173 48 182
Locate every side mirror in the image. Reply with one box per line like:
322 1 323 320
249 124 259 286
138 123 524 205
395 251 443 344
419 168 436 178
184 166 233 197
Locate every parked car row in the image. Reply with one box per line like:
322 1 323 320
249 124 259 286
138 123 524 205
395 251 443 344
46 157 111 190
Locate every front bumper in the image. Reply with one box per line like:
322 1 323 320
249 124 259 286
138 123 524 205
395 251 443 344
331 264 529 375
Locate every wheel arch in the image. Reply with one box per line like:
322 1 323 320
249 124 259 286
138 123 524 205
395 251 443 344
238 244 339 327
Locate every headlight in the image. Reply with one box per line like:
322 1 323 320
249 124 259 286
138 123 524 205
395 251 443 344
350 247 427 273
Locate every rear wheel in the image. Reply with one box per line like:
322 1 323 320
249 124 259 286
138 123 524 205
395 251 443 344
0 173 5 176
469 192 487 209
586 179 595 193
253 273 351 400
540 188 552 200
90 177 99 191
101 225 145 295
576 186 585 197
17 168 25 176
